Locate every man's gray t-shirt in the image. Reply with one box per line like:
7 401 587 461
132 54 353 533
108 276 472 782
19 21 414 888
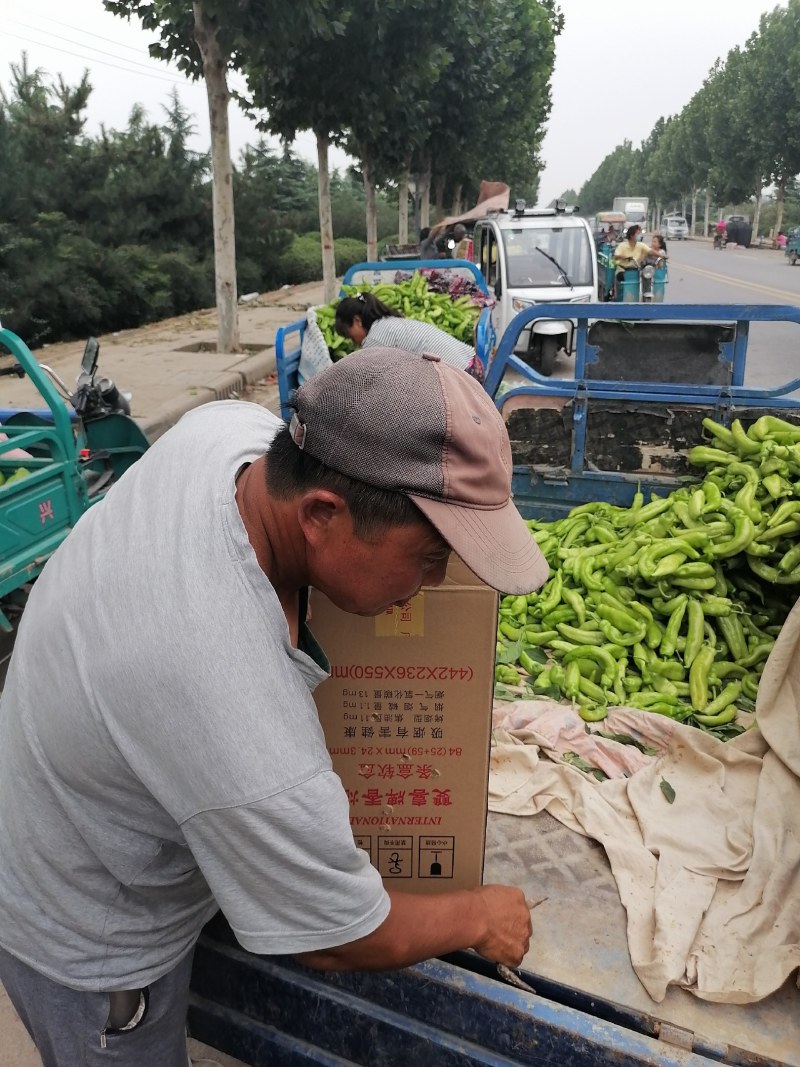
0 401 389 991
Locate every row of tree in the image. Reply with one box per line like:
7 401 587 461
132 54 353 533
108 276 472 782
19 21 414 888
103 0 562 349
0 59 401 345
575 0 800 238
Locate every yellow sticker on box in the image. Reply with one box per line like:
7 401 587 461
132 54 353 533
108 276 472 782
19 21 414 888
374 592 424 637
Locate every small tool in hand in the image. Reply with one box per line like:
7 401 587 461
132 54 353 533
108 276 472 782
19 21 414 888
496 896 548 994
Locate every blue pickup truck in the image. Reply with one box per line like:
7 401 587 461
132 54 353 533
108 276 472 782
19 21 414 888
188 301 800 1067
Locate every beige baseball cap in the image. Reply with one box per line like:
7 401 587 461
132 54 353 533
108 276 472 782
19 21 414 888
288 348 549 595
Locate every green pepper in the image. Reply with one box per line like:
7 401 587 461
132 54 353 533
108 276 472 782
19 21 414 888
689 445 738 468
563 645 617 685
561 586 586 626
645 619 663 650
511 595 529 617
683 599 705 668
578 704 608 722
542 605 577 626
739 641 773 668
577 675 607 704
692 681 741 724
538 572 563 616
556 623 606 646
523 628 559 645
623 674 643 694
711 511 755 559
730 419 761 457
659 596 688 658
762 473 785 500
741 672 760 701
519 650 544 676
778 542 800 574
496 665 521 685
689 644 716 711
671 575 717 591
717 612 748 661
499 620 523 641
703 479 722 510
598 618 647 647
564 662 582 699
697 595 733 617
767 500 800 527
701 418 736 450
709 661 747 680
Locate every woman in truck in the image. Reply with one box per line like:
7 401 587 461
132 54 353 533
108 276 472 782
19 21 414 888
334 292 484 381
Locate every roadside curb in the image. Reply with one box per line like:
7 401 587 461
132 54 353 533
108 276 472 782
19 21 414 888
138 347 277 441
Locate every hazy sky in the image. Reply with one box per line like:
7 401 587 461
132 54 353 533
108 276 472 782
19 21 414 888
0 0 785 205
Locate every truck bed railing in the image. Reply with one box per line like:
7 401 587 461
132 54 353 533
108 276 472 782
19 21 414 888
484 304 800 520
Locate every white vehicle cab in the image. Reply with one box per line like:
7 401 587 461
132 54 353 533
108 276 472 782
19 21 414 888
472 200 597 376
662 213 689 240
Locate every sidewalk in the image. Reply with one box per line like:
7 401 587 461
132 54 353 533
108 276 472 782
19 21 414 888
0 279 325 1067
0 279 326 441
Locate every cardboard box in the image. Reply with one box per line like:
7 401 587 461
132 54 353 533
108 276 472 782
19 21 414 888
310 558 498 893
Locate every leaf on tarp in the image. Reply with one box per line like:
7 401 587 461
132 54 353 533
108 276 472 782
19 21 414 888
594 730 659 756
660 777 676 804
562 751 610 782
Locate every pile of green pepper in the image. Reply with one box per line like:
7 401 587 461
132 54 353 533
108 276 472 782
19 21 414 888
496 415 800 735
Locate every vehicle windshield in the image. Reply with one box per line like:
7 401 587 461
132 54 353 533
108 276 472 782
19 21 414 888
502 226 594 288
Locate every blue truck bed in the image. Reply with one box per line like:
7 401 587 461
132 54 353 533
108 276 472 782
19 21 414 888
189 302 800 1066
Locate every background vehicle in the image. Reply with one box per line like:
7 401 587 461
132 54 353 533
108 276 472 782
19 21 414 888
785 226 800 264
612 195 649 233
725 214 753 247
471 201 597 376
0 329 148 630
661 214 689 240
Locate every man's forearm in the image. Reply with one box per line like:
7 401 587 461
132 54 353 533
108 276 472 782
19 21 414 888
296 882 531 973
295 887 488 972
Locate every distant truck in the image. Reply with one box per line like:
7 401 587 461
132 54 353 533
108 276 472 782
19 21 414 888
613 195 649 232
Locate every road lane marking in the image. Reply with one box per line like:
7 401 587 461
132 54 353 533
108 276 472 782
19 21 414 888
677 262 800 303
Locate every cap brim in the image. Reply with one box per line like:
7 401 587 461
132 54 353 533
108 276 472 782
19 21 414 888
410 495 550 595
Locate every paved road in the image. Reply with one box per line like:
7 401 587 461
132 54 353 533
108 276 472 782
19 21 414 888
540 237 800 388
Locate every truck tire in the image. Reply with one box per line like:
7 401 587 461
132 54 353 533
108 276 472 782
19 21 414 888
537 337 559 377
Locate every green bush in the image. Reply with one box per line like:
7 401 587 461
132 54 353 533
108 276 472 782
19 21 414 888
156 251 214 316
278 233 368 284
334 238 367 273
278 233 324 285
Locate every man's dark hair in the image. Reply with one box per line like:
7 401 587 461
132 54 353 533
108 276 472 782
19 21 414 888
265 425 422 538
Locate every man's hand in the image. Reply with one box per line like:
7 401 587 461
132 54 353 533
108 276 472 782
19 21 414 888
471 884 532 968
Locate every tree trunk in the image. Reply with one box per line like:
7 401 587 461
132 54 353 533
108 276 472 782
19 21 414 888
451 183 463 217
398 169 409 245
193 2 239 353
362 149 378 261
704 186 711 237
690 188 698 237
316 130 337 302
419 159 432 230
434 175 446 221
772 183 785 242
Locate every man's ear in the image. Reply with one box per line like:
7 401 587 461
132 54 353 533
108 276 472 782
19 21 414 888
297 490 350 547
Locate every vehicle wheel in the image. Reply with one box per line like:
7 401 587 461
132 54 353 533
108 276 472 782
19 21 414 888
538 337 559 377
